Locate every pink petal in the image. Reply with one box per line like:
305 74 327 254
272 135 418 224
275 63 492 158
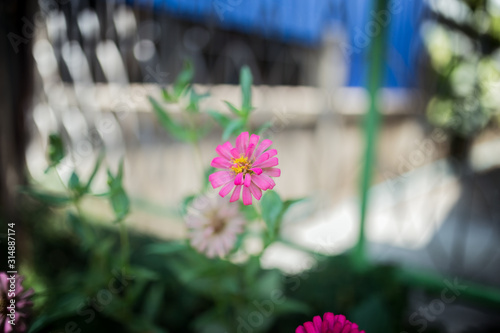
250 167 263 175
211 157 232 169
263 167 280 177
249 182 262 200
323 313 335 330
332 322 343 333
236 131 249 155
313 316 322 331
295 326 307 333
254 139 273 157
230 185 242 202
234 173 244 185
242 186 252 205
259 173 276 189
247 134 260 157
216 142 234 160
230 148 240 159
244 174 252 187
209 171 233 188
340 323 352 333
219 181 235 197
254 157 278 168
266 148 278 158
246 143 256 159
253 152 270 166
303 322 317 333
251 174 271 190
335 315 346 326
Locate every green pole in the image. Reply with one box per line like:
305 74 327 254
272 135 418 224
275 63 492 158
354 0 388 268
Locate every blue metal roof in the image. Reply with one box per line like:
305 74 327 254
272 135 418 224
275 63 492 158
126 0 425 88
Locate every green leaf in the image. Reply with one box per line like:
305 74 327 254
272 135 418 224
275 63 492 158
162 88 176 103
275 299 312 315
222 118 245 141
68 172 80 191
110 188 129 220
186 87 210 113
240 65 252 114
84 152 104 192
107 160 130 220
47 133 65 167
67 212 93 248
261 190 283 238
173 60 194 98
146 242 187 255
207 110 232 128
223 100 242 116
239 202 260 221
149 96 190 141
282 198 306 211
350 295 392 333
143 283 165 322
21 187 72 206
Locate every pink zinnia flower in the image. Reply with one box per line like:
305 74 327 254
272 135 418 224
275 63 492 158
296 313 365 333
186 196 246 258
209 132 281 205
0 273 34 333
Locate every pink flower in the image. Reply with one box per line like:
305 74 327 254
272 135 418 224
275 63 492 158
295 313 365 333
0 273 34 333
209 132 281 205
186 196 246 258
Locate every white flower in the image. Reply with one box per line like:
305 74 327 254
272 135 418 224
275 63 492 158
186 196 245 258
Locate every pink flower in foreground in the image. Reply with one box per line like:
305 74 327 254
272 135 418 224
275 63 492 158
0 273 34 333
296 313 365 333
186 196 245 258
209 132 281 205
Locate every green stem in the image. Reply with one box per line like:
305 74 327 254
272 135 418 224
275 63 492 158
119 219 130 273
354 0 387 268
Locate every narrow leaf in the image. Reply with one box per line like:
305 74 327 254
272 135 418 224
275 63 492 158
47 133 65 166
207 110 232 128
223 100 242 116
222 118 244 141
149 96 190 141
240 66 252 114
261 190 283 238
84 151 104 192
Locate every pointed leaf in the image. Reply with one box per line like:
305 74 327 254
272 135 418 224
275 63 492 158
240 66 252 114
223 100 242 116
47 133 65 167
21 187 72 206
261 190 283 238
149 96 190 141
146 242 187 255
68 172 80 191
84 152 104 192
222 118 245 141
207 110 232 128
173 60 194 98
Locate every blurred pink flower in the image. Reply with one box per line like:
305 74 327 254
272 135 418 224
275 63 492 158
0 273 34 333
296 313 365 333
209 132 281 205
186 196 245 258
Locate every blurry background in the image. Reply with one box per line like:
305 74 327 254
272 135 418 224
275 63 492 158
1 0 500 332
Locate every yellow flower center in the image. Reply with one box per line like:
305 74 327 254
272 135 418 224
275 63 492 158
231 156 252 175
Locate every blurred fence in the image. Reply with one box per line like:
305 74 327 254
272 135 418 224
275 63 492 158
23 0 500 298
